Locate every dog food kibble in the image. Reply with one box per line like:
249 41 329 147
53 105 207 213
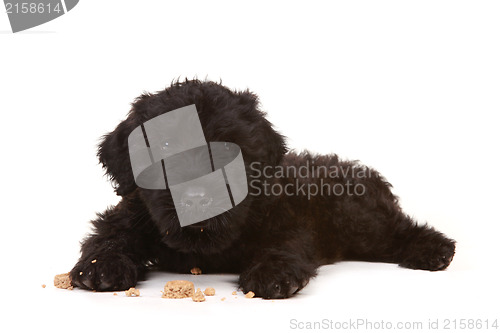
245 291 255 298
54 273 73 290
192 288 206 302
204 287 215 296
41 284 46 288
190 267 202 275
125 287 140 297
232 291 237 295
221 297 226 301
162 280 195 299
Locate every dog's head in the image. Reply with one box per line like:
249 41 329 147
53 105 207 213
98 80 286 253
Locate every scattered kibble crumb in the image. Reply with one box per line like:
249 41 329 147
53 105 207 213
192 288 205 302
54 273 73 290
190 267 202 275
232 291 237 295
221 297 226 301
162 280 195 299
41 284 46 288
245 291 255 299
113 293 117 296
125 287 140 297
204 287 215 296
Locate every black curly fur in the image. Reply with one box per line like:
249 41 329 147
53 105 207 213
70 79 456 299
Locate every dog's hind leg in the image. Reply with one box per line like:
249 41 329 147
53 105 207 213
386 213 456 271
341 210 456 271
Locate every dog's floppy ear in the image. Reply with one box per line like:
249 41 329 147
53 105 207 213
237 89 288 167
97 118 137 196
259 118 287 166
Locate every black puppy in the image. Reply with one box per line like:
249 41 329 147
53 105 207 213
70 80 455 298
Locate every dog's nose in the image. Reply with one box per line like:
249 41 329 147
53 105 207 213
180 186 213 209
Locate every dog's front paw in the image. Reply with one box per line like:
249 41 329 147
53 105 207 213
70 254 140 291
238 255 317 299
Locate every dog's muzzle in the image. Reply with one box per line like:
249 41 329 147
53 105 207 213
127 104 248 227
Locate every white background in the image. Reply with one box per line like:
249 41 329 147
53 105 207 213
1 1 499 332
